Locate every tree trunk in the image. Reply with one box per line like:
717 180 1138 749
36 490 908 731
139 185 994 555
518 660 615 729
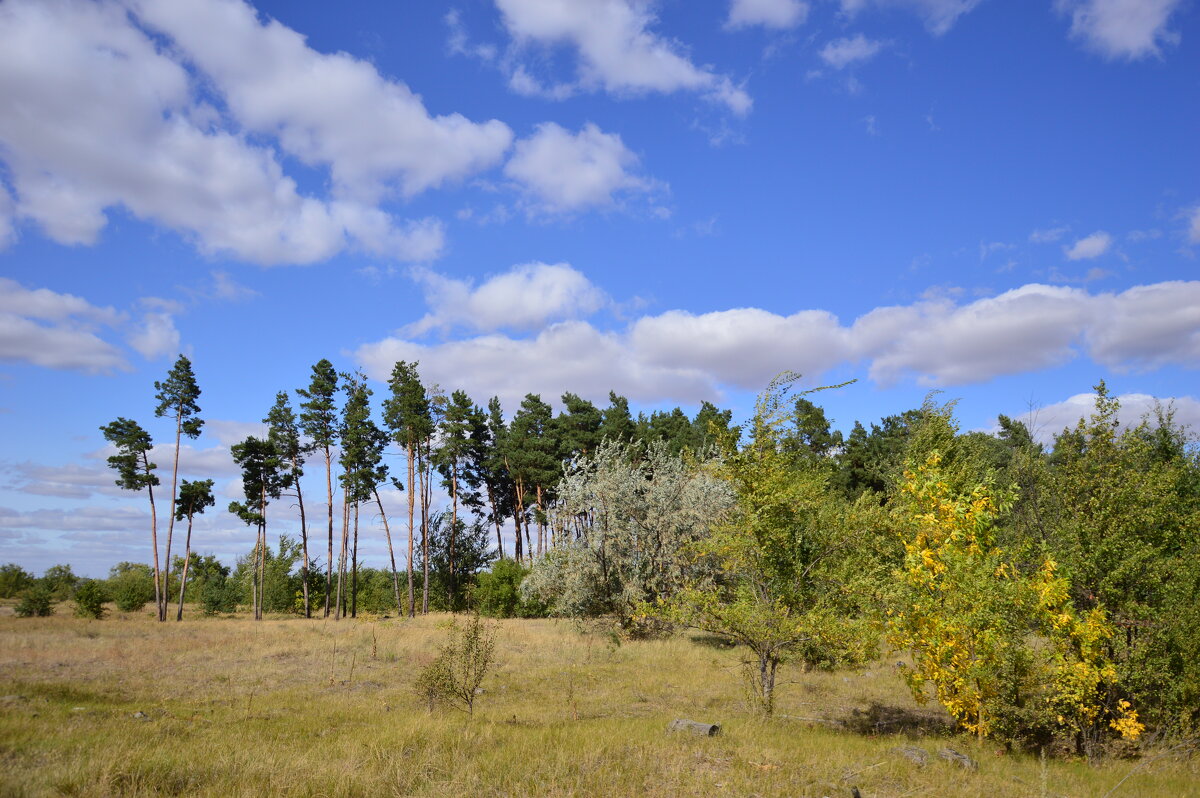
175 514 194 621
535 484 545 558
324 447 333 618
144 453 161 623
406 443 416 617
295 457 310 619
162 412 182 622
375 486 403 617
419 441 430 615
336 486 349 620
450 461 458 607
351 502 359 619
485 482 504 559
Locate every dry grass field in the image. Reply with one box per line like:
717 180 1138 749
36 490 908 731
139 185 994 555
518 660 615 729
0 604 1195 797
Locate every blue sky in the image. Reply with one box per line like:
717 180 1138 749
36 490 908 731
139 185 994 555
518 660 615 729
1 0 1197 576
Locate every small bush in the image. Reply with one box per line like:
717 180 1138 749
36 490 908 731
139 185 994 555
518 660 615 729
14 586 55 618
110 570 154 612
413 614 497 714
200 577 238 615
0 563 35 598
474 559 547 618
73 580 108 619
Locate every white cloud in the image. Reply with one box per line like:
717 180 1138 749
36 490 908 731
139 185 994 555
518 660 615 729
210 271 258 302
727 0 809 29
0 278 129 373
819 34 885 69
504 122 655 212
1086 281 1200 371
355 320 718 411
1055 0 1184 60
0 184 15 250
204 419 268 447
131 0 513 201
0 0 468 265
494 0 752 114
839 0 982 35
855 284 1094 385
1064 231 1113 260
356 278 1200 404
1030 225 1070 243
406 262 607 335
1009 392 1200 444
630 308 852 390
126 309 181 360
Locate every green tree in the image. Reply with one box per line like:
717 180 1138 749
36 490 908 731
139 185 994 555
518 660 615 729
297 359 339 617
266 391 312 617
107 562 155 612
0 563 35 598
100 417 161 613
664 376 876 714
73 579 108 619
173 478 214 620
154 355 203 622
506 394 558 560
434 389 477 599
556 392 602 462
40 563 78 601
383 360 432 616
229 436 289 620
599 391 637 445
473 397 514 560
336 371 389 619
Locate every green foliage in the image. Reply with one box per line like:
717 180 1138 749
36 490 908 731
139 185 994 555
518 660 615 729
175 479 215 523
663 374 876 714
413 614 497 714
107 562 155 611
0 563 35 598
425 511 494 611
154 355 203 437
14 585 54 617
474 559 547 618
72 580 108 619
229 536 303 614
98 417 158 492
41 564 79 601
297 359 340 450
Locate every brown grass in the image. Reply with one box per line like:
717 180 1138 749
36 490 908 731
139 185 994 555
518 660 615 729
0 604 1195 797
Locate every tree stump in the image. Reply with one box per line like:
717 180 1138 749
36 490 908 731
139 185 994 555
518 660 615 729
667 718 721 736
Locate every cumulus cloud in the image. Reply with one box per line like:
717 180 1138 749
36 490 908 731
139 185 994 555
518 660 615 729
406 262 607 335
0 0 482 265
1055 0 1184 60
356 279 1200 406
0 277 129 373
127 309 181 360
727 0 809 29
5 461 130 500
839 0 982 35
1008 392 1200 445
1064 231 1113 260
819 34 885 69
0 185 15 250
494 0 752 114
504 123 655 212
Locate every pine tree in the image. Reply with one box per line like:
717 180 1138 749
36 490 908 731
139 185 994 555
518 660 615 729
100 418 161 615
265 392 310 617
383 361 432 616
153 355 203 621
173 478 214 620
297 360 338 617
229 436 289 620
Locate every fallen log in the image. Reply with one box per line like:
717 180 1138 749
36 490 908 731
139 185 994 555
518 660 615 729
667 718 721 736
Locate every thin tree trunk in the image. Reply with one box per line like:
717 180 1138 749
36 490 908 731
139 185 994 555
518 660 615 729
375 486 403 617
351 502 359 619
324 447 333 618
336 486 348 620
175 513 194 621
535 484 545 558
485 482 504 559
406 444 416 618
257 482 267 620
420 440 430 614
295 459 310 619
450 462 458 607
250 531 259 620
144 453 161 621
162 412 182 622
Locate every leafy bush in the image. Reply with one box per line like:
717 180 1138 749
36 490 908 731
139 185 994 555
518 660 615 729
108 563 155 612
14 586 54 617
73 580 108 619
474 559 546 618
200 576 238 615
0 563 35 598
413 614 497 714
41 564 78 601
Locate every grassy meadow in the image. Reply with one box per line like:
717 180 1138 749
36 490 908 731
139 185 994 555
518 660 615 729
0 605 1195 797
